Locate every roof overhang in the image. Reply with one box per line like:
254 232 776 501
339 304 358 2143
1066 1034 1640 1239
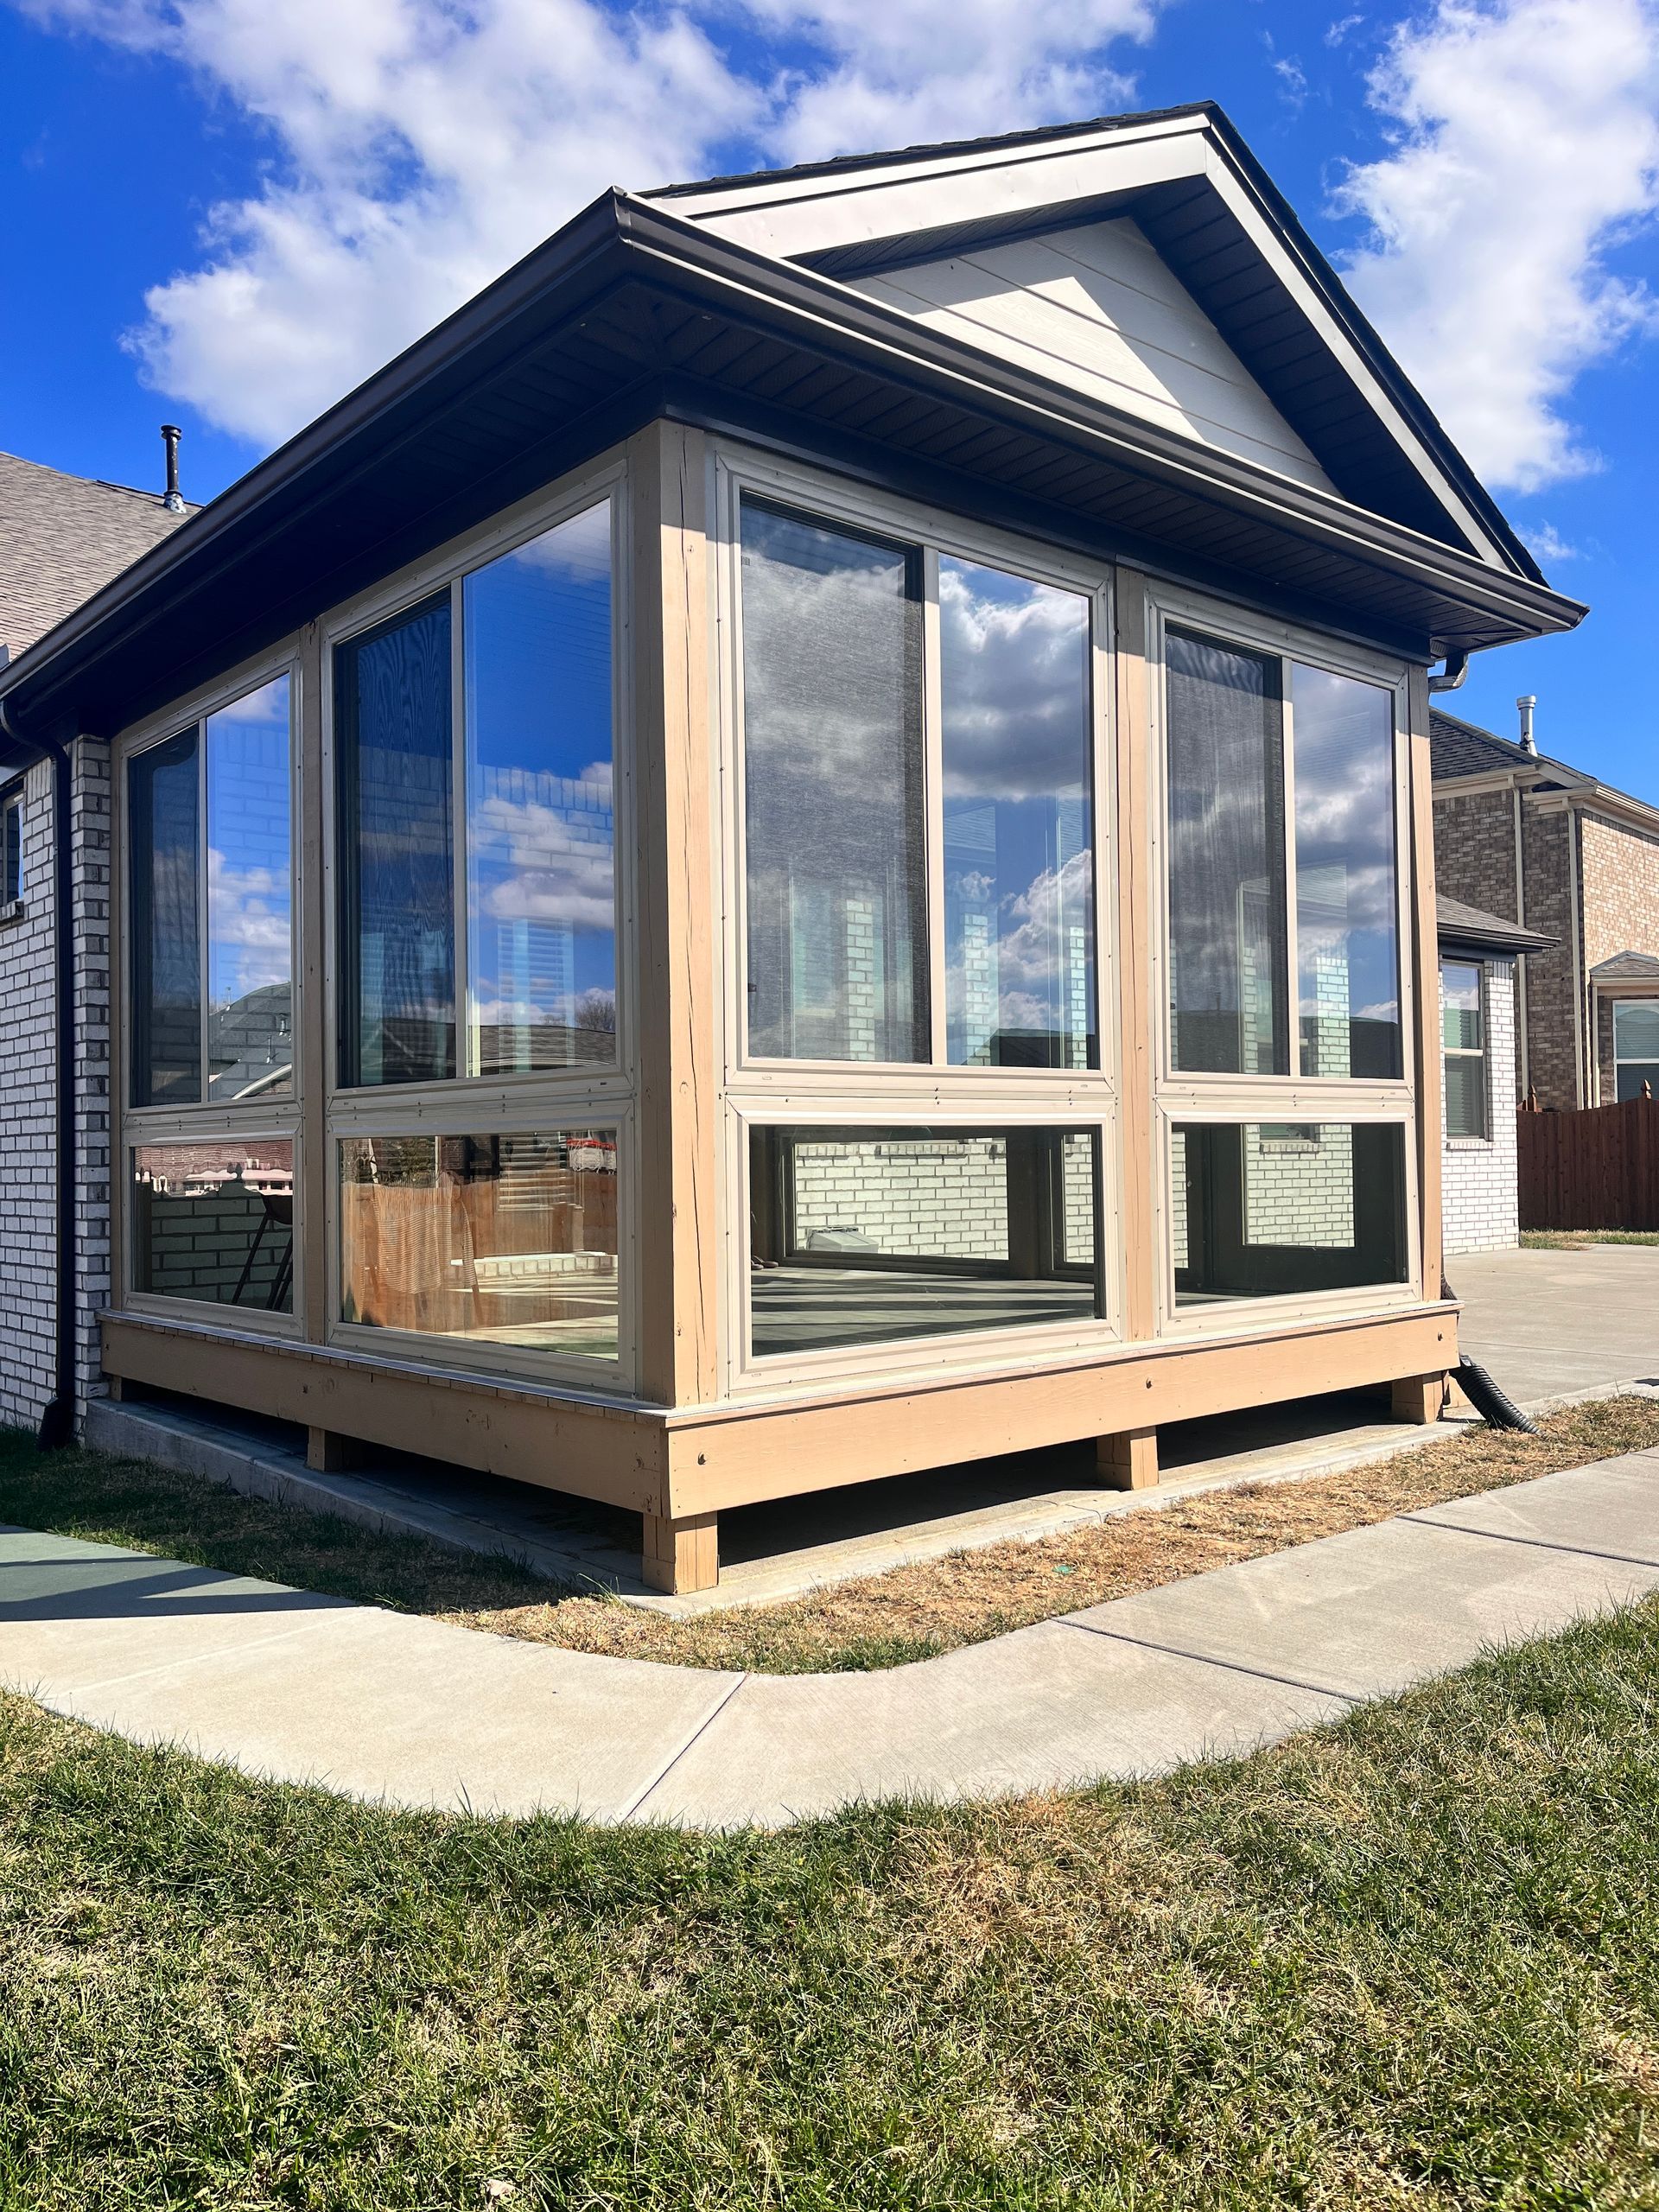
0 183 1586 763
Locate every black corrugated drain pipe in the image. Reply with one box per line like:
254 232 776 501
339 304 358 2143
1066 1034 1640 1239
1441 1274 1539 1433
0 694 78 1450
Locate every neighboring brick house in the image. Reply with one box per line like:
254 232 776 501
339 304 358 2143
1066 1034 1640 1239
0 448 191 1433
1437 895 1550 1256
1431 706 1659 1111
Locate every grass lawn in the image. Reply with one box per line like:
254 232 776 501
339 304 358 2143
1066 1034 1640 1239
1520 1230 1659 1249
5 1395 1659 1674
4 1600 1659 2207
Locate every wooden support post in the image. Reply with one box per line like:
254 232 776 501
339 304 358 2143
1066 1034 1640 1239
105 1375 126 1402
1098 1427 1159 1491
307 1426 360 1473
1391 1373 1446 1426
642 1510 719 1596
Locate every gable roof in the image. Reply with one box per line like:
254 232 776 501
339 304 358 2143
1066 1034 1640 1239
1428 706 1586 786
649 104 1544 580
1436 893 1552 957
0 451 191 660
1591 950 1659 985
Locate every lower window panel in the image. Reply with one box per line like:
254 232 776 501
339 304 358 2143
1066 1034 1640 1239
748 1125 1103 1358
1171 1121 1408 1306
339 1130 618 1360
131 1139 295 1313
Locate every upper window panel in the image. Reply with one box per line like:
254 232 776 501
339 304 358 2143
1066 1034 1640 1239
337 596 456 1088
941 559 1096 1070
741 500 928 1063
1165 631 1288 1076
464 503 615 1075
130 673 294 1110
1293 665 1401 1081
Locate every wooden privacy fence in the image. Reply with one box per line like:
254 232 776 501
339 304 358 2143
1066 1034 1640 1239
1517 1095 1659 1232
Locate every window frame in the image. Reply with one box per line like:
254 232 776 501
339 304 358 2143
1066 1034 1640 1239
1 782 23 912
317 455 640 1393
114 648 303 1338
1611 995 1659 1103
1144 582 1420 1335
1440 957 1490 1142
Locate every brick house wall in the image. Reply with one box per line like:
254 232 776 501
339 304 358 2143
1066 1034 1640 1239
1432 788 1517 918
1517 806 1580 1109
1441 954 1521 1255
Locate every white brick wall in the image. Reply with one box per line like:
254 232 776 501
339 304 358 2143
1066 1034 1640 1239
1441 953 1521 1255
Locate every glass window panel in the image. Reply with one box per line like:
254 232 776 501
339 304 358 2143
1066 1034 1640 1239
1166 631 1288 1075
3 792 20 905
465 502 615 1074
940 557 1096 1069
336 595 455 1088
129 729 201 1106
741 501 927 1062
206 676 293 1104
131 1139 293 1312
1293 664 1401 1079
1617 1064 1659 1102
339 1130 618 1360
748 1125 1103 1357
1441 960 1484 1052
1173 1122 1408 1305
1444 1053 1488 1139
1613 1001 1659 1064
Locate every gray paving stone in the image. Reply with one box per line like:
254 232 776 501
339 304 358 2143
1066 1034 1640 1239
1064 1513 1659 1701
1405 1453 1659 1565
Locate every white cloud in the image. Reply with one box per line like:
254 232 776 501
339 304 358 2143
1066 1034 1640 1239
1336 0 1659 492
19 0 1162 448
1522 519 1581 561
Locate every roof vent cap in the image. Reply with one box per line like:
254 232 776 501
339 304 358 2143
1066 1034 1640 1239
161 424 185 514
1516 695 1537 754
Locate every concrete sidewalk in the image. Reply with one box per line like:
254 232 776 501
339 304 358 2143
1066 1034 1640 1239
1454 1243 1659 1407
5 1446 1657 1827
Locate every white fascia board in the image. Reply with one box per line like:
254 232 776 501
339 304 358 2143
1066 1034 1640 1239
655 113 1210 260
1432 769 1531 798
1196 146 1505 571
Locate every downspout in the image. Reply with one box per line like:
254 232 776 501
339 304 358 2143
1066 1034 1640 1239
0 690 78 1449
1427 650 1469 694
1512 786 1529 1099
1567 806 1586 1107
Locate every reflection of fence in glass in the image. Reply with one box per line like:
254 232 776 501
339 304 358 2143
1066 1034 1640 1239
339 1131 618 1358
131 1141 295 1313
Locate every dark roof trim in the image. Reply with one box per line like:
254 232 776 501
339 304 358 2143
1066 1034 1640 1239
1436 893 1553 957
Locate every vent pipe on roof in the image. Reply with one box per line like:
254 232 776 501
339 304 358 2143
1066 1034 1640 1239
1516 695 1537 753
161 423 184 513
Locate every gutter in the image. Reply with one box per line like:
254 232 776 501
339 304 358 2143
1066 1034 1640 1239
0 690 78 1447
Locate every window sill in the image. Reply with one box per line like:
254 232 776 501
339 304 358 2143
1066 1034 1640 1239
0 898 25 927
1446 1136 1494 1152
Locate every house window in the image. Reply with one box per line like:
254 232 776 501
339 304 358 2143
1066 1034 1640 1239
1440 961 1488 1138
128 674 294 1108
335 498 616 1089
338 1128 619 1361
2 785 22 906
130 1140 294 1313
1165 632 1402 1081
747 1125 1103 1357
1612 999 1659 1102
738 498 1099 1069
1172 1122 1408 1305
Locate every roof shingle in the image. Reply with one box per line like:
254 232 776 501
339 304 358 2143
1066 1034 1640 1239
1 450 192 660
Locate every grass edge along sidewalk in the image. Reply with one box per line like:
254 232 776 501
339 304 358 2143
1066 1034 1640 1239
4 1395 1659 1676
4 1598 1659 2205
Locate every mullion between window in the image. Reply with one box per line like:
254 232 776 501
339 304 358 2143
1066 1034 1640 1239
922 547 945 1069
1279 654 1300 1082
450 575 470 1081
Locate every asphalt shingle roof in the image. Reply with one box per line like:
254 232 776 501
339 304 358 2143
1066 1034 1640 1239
0 450 192 660
1427 705 1586 787
1436 894 1553 956
1590 950 1659 983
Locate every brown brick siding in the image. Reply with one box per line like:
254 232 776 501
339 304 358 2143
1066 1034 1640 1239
1432 788 1517 918
1518 806 1580 1109
1579 811 1659 972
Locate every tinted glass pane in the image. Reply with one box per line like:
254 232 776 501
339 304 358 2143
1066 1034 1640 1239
206 676 292 1103
1172 1122 1408 1305
131 1140 293 1312
1613 1001 1659 1063
1166 632 1287 1074
129 730 200 1105
748 1125 1103 1357
339 1131 618 1360
941 558 1095 1069
1441 961 1483 1051
337 596 454 1086
1444 1053 1488 1139
1616 1065 1659 1102
3 797 19 905
741 502 926 1062
465 502 615 1074
1294 664 1401 1078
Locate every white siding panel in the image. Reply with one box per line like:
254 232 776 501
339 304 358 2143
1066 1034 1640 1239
847 217 1336 492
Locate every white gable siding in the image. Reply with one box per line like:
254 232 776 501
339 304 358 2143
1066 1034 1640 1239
845 218 1336 493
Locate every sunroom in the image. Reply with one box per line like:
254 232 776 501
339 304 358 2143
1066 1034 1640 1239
5 110 1580 1592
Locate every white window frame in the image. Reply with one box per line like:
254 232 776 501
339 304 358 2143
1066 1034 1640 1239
1144 580 1420 1335
711 442 1123 1394
1440 957 1491 1144
317 451 640 1393
1611 995 1659 1102
114 646 303 1339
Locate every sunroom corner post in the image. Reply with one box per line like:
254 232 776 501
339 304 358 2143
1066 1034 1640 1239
1103 565 1160 1487
629 419 721 1593
1405 661 1452 1413
296 620 329 1348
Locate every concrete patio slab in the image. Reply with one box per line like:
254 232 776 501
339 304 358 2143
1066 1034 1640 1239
1065 1511 1659 1702
1453 1244 1659 1408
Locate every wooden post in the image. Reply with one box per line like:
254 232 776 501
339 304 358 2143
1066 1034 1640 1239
307 1426 360 1473
1407 671 1445 1308
1098 1426 1159 1490
1390 1374 1446 1426
630 421 718 1410
642 1510 719 1595
1114 570 1157 1344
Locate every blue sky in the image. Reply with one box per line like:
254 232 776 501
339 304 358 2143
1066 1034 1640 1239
3 0 1656 795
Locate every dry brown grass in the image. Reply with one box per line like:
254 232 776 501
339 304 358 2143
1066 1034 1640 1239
448 1391 1659 1675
